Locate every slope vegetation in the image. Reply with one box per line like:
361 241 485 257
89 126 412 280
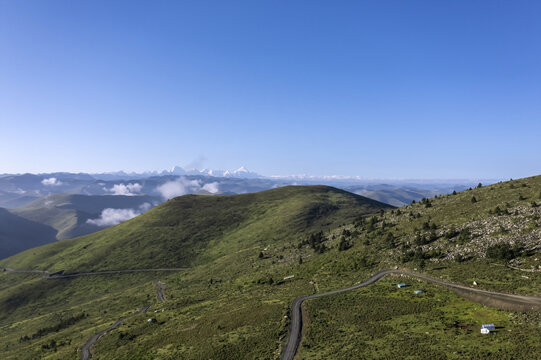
1 186 390 272
1 179 541 360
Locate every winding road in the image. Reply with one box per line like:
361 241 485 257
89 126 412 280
5 266 541 359
80 279 168 360
154 280 166 302
2 267 176 360
281 269 541 360
81 304 150 360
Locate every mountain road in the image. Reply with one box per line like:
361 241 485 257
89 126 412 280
281 269 541 360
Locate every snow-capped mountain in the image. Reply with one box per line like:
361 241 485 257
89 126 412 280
223 166 261 178
169 166 262 178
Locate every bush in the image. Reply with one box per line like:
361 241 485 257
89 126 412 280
338 236 352 251
486 243 520 261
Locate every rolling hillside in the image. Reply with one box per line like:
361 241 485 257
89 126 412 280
1 179 541 359
1 186 391 271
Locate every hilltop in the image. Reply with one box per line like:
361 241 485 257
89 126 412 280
1 185 391 271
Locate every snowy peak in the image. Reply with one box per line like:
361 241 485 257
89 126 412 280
225 166 260 178
167 166 261 179
170 166 186 175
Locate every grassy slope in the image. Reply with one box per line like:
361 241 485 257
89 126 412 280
0 186 390 360
297 175 541 359
1 186 390 272
1 179 541 359
300 277 541 360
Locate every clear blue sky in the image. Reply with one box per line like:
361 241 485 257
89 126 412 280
1 1 540 179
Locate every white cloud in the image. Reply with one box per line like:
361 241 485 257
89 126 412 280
139 202 152 212
156 177 201 200
86 203 152 227
41 177 63 186
107 183 142 196
202 182 219 194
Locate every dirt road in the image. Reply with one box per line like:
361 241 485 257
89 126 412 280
281 269 541 360
81 304 150 360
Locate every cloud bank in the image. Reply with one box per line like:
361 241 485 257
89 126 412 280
86 202 152 227
202 182 219 194
106 183 142 196
41 177 63 186
156 177 220 200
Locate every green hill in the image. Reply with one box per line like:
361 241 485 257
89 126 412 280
1 186 390 271
1 180 541 360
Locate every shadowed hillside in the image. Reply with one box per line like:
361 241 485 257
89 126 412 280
0 209 57 258
12 194 157 240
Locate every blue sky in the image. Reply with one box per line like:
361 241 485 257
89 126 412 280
1 1 540 179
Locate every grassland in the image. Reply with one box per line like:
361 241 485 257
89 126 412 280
0 178 540 359
299 276 541 359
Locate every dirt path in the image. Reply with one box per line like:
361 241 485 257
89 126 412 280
153 280 166 302
81 304 150 360
281 269 541 360
3 267 180 359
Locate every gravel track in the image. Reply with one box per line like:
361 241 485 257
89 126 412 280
281 269 541 360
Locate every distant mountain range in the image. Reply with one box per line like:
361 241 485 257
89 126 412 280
0 167 493 259
0 166 491 208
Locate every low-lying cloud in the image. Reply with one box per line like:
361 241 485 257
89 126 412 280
156 177 220 200
202 182 219 194
41 177 63 186
86 202 152 227
106 183 142 196
156 178 200 200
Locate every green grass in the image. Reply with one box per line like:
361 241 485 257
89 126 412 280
0 185 389 272
299 277 541 359
0 178 540 359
